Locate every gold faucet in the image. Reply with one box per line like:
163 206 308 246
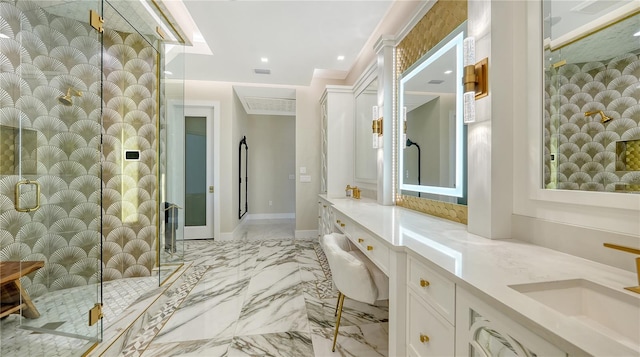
585 110 612 123
604 243 640 294
345 185 361 199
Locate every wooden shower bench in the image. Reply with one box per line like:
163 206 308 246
0 261 44 319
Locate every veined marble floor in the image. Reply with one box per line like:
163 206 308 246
134 218 389 357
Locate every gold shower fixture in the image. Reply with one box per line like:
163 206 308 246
58 88 83 106
584 110 611 123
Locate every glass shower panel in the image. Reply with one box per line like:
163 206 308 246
159 37 184 282
103 0 185 290
0 0 103 354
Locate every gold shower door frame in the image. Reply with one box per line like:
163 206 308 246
0 0 104 353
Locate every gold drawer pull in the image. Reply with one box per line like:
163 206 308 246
340 223 345 227
323 205 327 207
336 219 341 223
420 279 430 287
420 334 430 343
358 238 364 243
367 245 373 251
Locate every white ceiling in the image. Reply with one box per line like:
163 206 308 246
170 0 394 115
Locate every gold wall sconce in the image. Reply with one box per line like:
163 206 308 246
372 105 383 148
462 37 489 124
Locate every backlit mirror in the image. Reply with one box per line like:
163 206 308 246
398 29 465 202
354 68 378 184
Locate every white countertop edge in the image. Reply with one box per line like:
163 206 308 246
318 195 640 356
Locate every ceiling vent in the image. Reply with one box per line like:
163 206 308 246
244 96 296 113
254 68 271 75
428 79 445 84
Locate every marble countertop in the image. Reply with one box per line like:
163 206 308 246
319 195 640 356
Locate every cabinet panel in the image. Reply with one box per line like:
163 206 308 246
407 291 455 357
408 256 455 324
333 211 390 274
352 226 390 275
320 86 354 197
456 287 567 357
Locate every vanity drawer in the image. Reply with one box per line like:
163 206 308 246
353 230 390 275
408 256 455 324
407 291 455 357
333 211 348 233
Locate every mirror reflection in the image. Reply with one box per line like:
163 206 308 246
543 3 640 193
398 29 465 202
355 77 378 183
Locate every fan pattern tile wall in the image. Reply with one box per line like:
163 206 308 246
544 53 640 192
0 0 159 298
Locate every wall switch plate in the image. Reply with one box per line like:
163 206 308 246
300 175 311 183
300 167 307 174
289 174 295 180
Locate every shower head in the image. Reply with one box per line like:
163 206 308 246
585 110 612 123
58 88 82 106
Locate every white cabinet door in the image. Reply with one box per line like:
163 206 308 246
407 291 455 357
456 287 567 357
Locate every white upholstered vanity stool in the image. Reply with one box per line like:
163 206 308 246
320 233 389 352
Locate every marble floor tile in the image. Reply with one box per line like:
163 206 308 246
152 271 249 343
228 332 313 357
305 295 389 330
141 337 232 357
118 219 387 357
235 268 309 336
311 323 389 357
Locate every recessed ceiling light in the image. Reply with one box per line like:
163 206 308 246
634 30 640 37
337 55 345 61
261 57 269 63
164 71 173 75
444 70 453 74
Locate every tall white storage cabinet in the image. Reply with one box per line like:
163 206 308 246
320 85 355 197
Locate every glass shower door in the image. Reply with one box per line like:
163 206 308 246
0 0 103 354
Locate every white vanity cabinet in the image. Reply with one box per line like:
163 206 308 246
318 197 334 238
332 210 391 275
456 287 567 357
406 254 456 356
320 86 354 197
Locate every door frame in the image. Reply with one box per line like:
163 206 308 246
168 100 220 240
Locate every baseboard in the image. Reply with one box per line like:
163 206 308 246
247 213 295 220
512 214 639 273
295 229 318 239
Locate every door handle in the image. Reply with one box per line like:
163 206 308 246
15 180 41 212
209 186 214 193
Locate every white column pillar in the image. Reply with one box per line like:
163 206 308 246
374 35 397 206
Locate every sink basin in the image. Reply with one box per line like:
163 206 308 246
509 279 640 350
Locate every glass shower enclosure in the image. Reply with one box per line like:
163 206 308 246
0 0 185 355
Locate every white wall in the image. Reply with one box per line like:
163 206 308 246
295 77 343 237
247 115 296 216
177 80 239 233
233 90 250 224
